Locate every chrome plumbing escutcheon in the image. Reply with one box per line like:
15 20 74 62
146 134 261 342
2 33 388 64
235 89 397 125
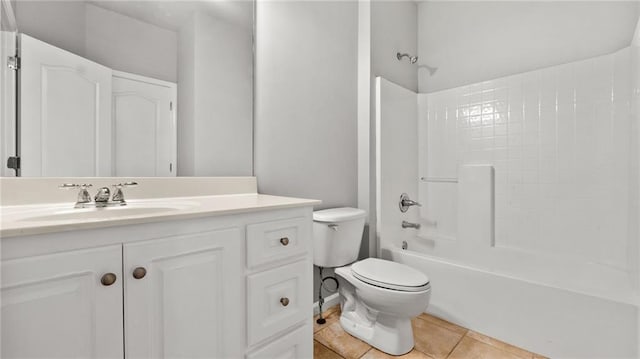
399 193 421 213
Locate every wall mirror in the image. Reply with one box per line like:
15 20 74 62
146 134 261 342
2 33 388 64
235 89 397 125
0 0 254 177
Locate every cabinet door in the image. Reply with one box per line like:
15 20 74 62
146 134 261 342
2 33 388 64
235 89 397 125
246 324 312 359
1 245 124 358
124 228 244 359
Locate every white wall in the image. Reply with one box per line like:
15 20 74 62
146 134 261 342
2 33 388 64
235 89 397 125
84 5 177 82
371 1 418 92
254 1 358 208
631 21 640 294
193 12 253 176
418 1 640 93
177 19 196 176
254 0 358 299
14 1 85 57
15 2 178 82
178 11 253 176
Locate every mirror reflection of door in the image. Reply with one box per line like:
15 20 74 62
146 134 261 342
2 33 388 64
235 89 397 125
20 34 177 177
112 72 177 177
3 0 254 177
20 34 112 177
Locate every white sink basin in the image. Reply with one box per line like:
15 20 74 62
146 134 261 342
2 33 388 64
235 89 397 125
6 200 199 223
22 206 179 222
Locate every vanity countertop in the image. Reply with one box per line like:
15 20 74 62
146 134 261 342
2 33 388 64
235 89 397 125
1 194 321 238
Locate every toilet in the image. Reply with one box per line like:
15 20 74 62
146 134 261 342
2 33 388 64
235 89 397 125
313 207 431 356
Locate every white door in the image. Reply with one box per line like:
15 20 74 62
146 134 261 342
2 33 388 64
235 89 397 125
112 71 176 177
123 228 244 358
1 245 124 358
20 34 112 176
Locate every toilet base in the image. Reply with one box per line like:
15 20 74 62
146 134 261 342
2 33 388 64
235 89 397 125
339 309 415 356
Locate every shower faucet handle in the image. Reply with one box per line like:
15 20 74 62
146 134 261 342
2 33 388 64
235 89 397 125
399 193 421 213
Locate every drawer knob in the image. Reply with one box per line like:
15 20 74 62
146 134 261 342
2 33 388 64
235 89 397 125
101 273 117 286
280 297 290 307
280 237 290 246
132 267 147 279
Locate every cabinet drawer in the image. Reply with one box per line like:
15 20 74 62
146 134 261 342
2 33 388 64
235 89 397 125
246 217 308 268
247 260 312 345
246 324 312 359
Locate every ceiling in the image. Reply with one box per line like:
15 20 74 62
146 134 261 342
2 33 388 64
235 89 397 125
88 0 253 31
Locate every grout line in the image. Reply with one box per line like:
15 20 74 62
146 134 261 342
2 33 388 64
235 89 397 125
358 348 374 359
314 324 331 336
444 331 468 359
315 340 347 359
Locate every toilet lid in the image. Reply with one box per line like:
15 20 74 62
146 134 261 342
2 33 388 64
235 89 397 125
351 258 430 292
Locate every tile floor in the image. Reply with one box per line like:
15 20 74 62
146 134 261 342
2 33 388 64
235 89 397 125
313 305 547 359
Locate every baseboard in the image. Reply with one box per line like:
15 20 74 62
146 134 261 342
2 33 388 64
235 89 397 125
313 293 340 315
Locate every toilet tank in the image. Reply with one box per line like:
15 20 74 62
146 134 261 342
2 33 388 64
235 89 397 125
313 207 367 268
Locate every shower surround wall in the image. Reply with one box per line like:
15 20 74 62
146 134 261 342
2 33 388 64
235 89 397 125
420 47 635 281
377 38 640 357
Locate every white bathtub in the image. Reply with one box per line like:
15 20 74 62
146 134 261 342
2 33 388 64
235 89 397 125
382 245 639 358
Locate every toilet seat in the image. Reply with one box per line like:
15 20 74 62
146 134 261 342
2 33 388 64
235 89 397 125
351 258 430 292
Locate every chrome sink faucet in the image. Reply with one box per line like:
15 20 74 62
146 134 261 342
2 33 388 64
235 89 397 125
94 187 111 204
60 182 138 208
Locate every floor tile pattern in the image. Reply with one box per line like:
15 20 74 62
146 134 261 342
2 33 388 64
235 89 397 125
313 306 546 359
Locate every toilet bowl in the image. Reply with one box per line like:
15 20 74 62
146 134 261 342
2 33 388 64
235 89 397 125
335 258 431 355
313 208 432 356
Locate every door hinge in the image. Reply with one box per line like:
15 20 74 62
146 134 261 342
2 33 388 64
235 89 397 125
7 56 20 70
170 101 173 111
7 156 20 170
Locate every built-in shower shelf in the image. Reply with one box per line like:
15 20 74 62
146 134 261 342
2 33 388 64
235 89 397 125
420 177 458 183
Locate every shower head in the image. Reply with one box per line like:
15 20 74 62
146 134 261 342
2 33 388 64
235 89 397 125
397 52 418 64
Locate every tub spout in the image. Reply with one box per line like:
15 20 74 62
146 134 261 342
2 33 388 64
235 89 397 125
402 221 421 229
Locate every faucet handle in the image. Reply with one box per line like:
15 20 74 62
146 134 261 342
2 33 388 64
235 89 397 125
112 181 137 204
399 193 421 213
113 181 138 189
59 183 92 190
60 183 93 207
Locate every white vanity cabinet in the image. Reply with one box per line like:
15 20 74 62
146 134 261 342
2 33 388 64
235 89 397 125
1 205 315 359
123 227 244 358
1 245 124 359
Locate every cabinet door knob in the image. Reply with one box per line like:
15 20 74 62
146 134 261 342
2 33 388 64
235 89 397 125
280 297 290 306
101 273 117 286
280 237 289 246
132 267 147 279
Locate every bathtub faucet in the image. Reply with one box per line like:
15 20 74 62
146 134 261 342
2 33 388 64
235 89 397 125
399 193 422 213
402 221 421 229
